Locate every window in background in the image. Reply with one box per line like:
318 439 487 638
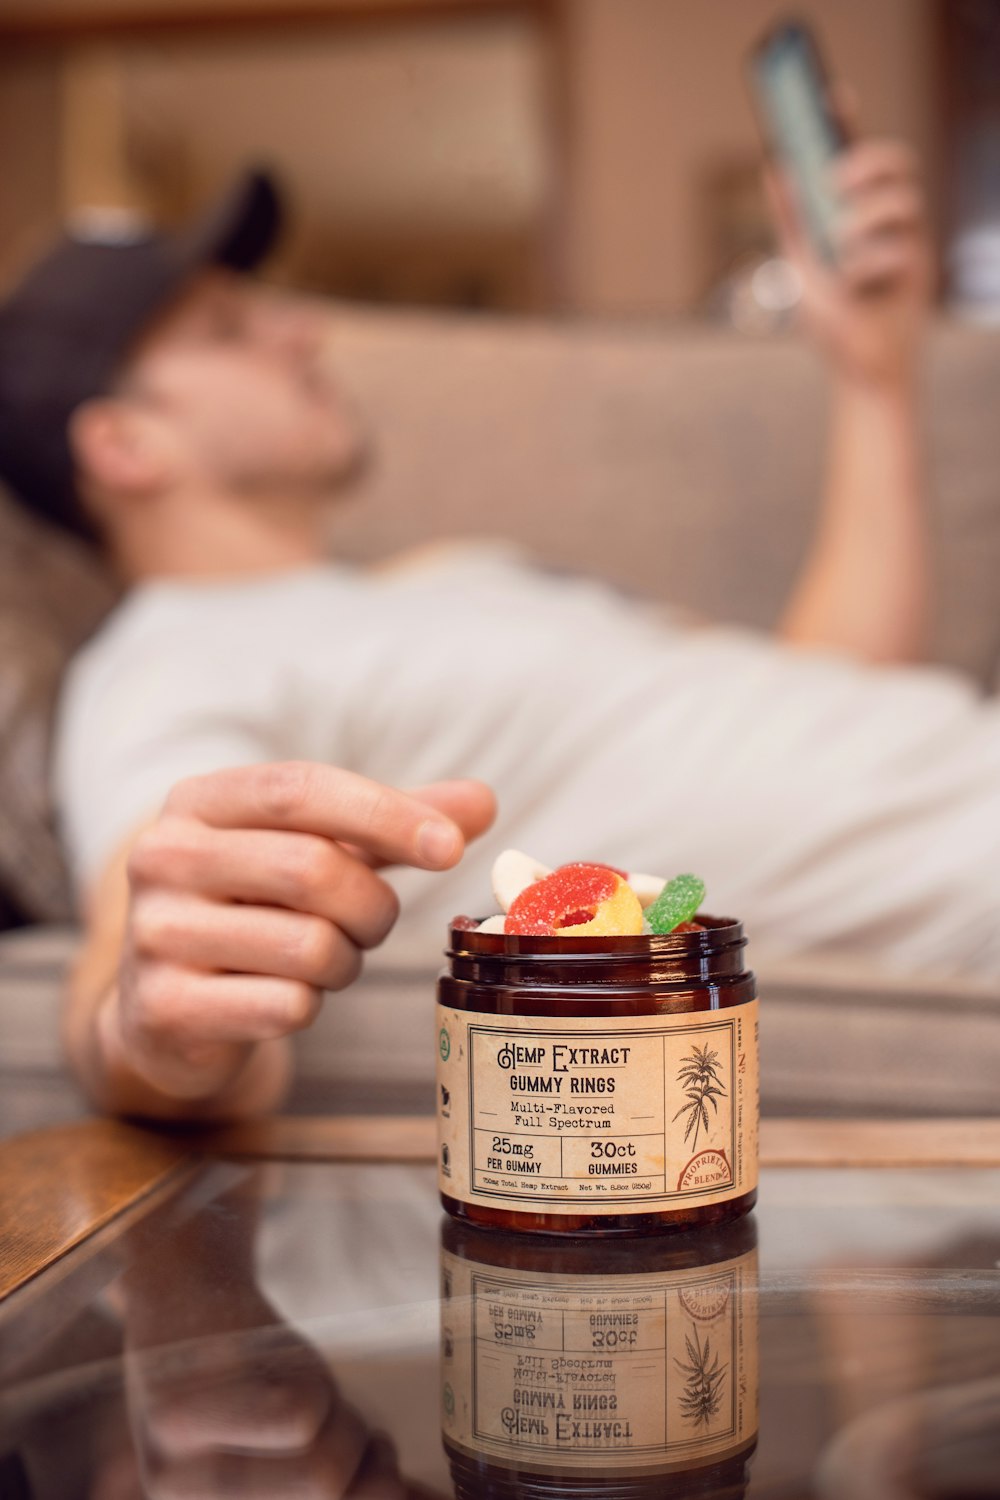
117 13 563 310
1 4 565 314
0 0 949 319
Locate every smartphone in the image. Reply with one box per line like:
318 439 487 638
749 20 849 262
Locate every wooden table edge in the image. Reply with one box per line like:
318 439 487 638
3 1114 999 1304
0 1119 192 1304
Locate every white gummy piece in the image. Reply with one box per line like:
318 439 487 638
491 848 552 913
477 914 508 933
628 871 668 908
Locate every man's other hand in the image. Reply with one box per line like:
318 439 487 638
766 137 934 388
102 764 496 1103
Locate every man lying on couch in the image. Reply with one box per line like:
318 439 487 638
1 140 995 1125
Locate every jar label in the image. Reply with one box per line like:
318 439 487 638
436 1001 758 1215
441 1241 758 1473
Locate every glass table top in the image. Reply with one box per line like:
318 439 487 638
1 1158 998 1498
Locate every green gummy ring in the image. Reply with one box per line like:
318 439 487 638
645 873 705 935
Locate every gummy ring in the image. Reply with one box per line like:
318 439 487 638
506 863 643 937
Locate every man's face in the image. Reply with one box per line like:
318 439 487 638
119 269 366 501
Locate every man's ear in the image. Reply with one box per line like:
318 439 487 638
69 396 174 507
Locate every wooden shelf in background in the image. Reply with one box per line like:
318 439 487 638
0 0 545 45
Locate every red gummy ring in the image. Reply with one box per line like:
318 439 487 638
506 864 619 936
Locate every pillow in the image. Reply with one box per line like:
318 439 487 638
0 491 114 925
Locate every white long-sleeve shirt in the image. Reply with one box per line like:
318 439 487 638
56 544 1000 986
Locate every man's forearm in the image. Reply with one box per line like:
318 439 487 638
779 372 930 664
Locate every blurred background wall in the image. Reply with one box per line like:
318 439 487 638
0 0 997 317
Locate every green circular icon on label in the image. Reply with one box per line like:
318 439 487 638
443 1382 455 1416
439 1026 451 1061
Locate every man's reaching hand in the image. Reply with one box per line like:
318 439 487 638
71 764 496 1117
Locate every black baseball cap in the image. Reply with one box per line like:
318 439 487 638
0 167 283 542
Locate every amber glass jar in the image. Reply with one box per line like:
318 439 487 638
436 917 758 1236
440 1215 758 1498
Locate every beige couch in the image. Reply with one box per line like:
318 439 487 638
2 309 1000 1135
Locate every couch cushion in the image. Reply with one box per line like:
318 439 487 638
293 957 1000 1119
0 493 114 924
0 926 89 1137
329 311 1000 684
754 956 1000 1117
2 928 997 1136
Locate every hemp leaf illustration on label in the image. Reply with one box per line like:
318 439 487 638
672 1044 727 1150
675 1322 726 1428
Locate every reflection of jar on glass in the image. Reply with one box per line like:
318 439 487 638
440 1217 758 1498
